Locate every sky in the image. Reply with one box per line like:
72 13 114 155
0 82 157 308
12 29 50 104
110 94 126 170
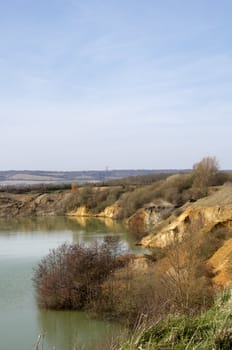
0 0 232 170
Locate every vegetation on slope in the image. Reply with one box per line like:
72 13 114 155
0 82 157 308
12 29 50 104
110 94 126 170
66 156 231 219
120 290 232 350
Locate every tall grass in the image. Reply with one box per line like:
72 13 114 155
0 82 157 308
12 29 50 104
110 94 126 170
119 289 232 350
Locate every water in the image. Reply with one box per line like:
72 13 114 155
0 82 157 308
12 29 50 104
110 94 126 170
0 216 136 350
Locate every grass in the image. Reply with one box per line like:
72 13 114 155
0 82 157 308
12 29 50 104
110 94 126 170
193 183 232 207
119 289 232 350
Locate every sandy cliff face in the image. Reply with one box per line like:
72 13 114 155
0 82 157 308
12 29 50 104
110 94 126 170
67 204 121 219
208 238 232 287
141 185 232 287
97 204 121 219
141 205 232 248
67 205 89 217
142 185 232 248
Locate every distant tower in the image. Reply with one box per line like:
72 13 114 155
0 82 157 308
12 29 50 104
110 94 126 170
104 166 109 183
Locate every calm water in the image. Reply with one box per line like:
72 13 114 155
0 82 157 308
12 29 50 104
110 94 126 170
0 216 136 350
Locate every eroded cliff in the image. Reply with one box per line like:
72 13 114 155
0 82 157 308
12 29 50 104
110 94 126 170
141 184 232 287
142 184 232 248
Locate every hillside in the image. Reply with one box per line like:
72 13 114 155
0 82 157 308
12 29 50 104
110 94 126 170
140 183 232 290
0 171 189 218
142 184 232 247
141 183 232 244
0 169 176 186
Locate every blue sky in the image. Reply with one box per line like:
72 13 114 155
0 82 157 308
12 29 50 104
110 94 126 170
0 0 231 170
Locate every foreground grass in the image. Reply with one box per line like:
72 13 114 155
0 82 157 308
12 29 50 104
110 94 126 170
119 290 232 350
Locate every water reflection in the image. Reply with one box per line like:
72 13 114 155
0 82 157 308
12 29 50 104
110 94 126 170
0 215 125 234
37 310 122 350
0 216 140 253
0 216 82 233
69 216 125 232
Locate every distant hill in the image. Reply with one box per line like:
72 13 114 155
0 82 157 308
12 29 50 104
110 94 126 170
0 169 185 186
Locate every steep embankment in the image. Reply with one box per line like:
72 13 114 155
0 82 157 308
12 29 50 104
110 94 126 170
142 205 232 247
141 184 232 287
0 188 123 219
0 191 73 217
208 238 232 286
142 184 232 248
127 199 174 237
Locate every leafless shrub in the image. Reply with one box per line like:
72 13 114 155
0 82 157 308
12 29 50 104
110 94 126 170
33 238 122 310
91 229 215 326
163 231 214 315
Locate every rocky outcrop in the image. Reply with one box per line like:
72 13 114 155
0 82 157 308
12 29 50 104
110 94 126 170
127 208 158 238
128 200 174 238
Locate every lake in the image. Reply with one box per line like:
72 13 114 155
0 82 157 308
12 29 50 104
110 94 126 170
0 216 138 350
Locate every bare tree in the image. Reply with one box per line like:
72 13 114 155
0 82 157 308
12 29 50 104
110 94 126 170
191 156 219 198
